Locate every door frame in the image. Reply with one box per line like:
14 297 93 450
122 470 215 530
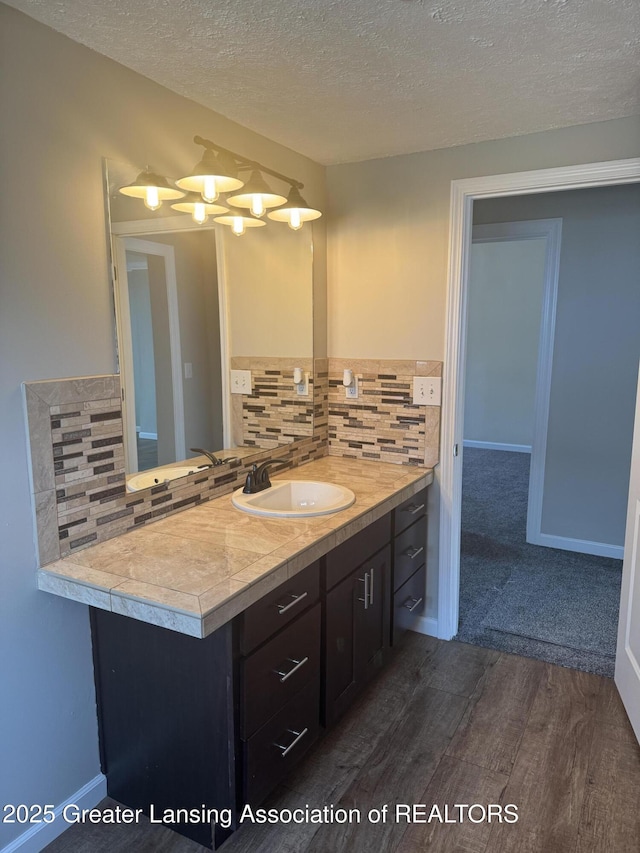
113 236 185 471
469 218 563 550
438 157 640 641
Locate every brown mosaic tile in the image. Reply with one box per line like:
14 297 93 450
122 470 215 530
327 358 441 468
25 366 329 564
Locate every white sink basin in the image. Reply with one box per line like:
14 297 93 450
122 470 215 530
231 480 355 518
126 466 203 492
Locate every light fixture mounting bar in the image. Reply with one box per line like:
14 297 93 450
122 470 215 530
193 135 304 190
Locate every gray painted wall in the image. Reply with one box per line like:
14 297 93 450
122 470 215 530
464 238 547 448
2 4 639 846
327 112 639 620
474 184 640 548
0 6 324 849
135 230 223 464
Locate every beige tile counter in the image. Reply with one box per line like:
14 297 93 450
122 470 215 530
38 457 434 638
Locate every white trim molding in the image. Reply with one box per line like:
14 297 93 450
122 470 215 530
438 157 640 641
536 533 623 561
114 236 186 469
463 440 532 453
0 774 106 853
471 217 563 552
412 615 439 638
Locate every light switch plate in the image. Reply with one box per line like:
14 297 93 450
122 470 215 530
184 362 193 379
230 369 252 395
413 376 441 406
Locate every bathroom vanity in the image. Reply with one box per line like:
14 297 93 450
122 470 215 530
37 457 432 849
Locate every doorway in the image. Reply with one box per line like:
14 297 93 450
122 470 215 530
438 158 640 657
113 236 185 472
456 208 633 674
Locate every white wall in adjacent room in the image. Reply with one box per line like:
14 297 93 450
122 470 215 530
464 237 547 449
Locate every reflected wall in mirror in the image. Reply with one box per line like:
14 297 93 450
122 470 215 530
105 159 314 483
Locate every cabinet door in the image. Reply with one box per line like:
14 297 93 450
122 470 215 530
324 571 359 725
354 545 390 683
324 546 391 726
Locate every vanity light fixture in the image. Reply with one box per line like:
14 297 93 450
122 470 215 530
190 136 322 234
212 210 266 237
119 138 322 233
175 148 244 202
227 170 287 218
118 168 185 211
267 185 322 231
170 192 228 225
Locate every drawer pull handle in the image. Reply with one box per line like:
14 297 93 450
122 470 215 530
403 503 425 516
404 545 425 561
358 573 370 610
274 727 309 758
404 596 424 613
274 656 309 683
369 567 375 607
276 591 308 614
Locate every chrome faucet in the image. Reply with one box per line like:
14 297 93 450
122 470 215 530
242 460 287 494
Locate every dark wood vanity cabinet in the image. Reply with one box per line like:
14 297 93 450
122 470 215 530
90 609 237 850
90 487 429 850
391 488 428 644
236 562 322 806
323 515 392 726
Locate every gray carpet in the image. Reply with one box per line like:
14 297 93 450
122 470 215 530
454 448 622 677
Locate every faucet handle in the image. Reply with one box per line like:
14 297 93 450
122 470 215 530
242 464 259 495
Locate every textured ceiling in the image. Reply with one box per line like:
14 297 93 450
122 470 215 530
6 0 640 164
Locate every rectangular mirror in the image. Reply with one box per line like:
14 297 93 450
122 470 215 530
104 159 314 488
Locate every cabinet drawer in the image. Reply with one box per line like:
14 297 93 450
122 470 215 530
240 604 320 739
393 515 427 592
392 564 426 645
243 679 320 806
394 487 428 536
239 561 320 655
324 513 391 591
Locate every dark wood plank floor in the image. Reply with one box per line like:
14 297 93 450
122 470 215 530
44 636 640 853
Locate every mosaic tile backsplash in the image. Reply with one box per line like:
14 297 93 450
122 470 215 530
230 357 314 449
23 357 436 567
24 373 327 566
327 359 442 467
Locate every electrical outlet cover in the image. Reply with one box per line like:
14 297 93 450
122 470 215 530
413 376 441 406
230 369 252 395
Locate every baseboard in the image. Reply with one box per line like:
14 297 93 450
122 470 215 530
410 615 439 638
138 431 158 440
531 532 624 560
463 440 532 453
1 774 106 853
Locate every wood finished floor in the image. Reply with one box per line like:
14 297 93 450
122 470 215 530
44 635 640 853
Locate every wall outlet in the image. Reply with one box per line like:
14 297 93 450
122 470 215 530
413 376 441 406
295 372 310 396
345 375 360 399
184 362 193 379
230 369 252 395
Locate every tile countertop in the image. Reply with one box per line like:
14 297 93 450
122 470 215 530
37 457 434 638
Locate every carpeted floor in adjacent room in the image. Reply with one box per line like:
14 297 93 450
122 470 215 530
455 448 623 677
